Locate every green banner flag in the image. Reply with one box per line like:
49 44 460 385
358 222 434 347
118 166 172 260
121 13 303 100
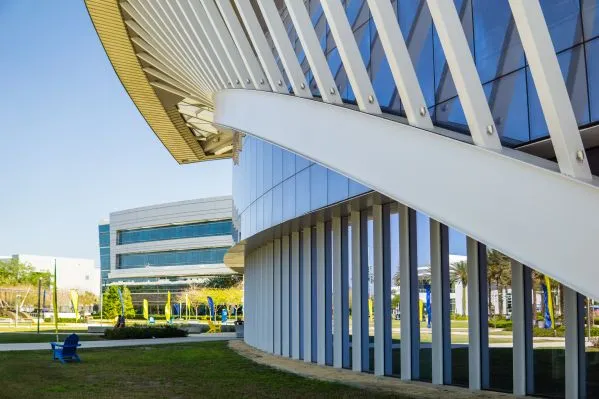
143 299 149 320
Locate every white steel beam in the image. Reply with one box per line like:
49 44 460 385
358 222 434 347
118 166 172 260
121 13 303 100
511 260 534 396
257 0 312 98
281 235 290 357
173 0 228 88
291 231 300 359
316 222 326 365
302 227 312 362
321 0 380 113
368 0 434 128
508 0 591 180
186 0 239 87
233 0 289 94
426 0 502 150
215 90 599 300
283 0 342 104
215 0 270 91
273 238 282 355
200 0 254 89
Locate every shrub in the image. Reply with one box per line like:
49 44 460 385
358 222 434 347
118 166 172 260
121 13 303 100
103 325 188 340
489 319 512 329
452 314 469 320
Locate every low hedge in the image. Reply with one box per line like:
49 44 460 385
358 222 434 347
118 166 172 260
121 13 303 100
103 326 188 340
488 319 512 329
501 325 599 337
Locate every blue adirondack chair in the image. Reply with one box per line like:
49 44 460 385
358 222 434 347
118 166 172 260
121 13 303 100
50 334 81 364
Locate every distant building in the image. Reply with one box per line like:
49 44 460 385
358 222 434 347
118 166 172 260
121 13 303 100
98 196 236 312
0 254 99 295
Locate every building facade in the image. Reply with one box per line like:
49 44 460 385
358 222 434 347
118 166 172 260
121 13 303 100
98 197 236 311
87 1 599 397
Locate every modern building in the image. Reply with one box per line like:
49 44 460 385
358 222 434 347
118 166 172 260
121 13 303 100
98 197 236 311
87 1 599 397
0 254 99 296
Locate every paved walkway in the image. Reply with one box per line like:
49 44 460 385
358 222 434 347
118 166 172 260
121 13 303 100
0 333 237 352
229 340 524 399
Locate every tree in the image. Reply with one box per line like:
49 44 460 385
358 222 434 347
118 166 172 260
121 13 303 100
487 250 510 315
79 291 98 311
0 258 51 288
450 261 468 316
202 274 242 288
102 286 135 319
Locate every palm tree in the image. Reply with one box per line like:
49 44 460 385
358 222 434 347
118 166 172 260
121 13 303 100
450 261 468 316
487 249 510 315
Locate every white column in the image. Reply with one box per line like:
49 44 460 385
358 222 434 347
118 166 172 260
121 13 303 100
467 237 489 390
302 227 312 363
564 286 586 398
281 235 290 357
273 238 282 355
266 242 274 353
511 260 533 396
373 205 391 375
351 210 368 372
316 222 326 365
291 231 301 359
244 253 251 346
430 220 451 384
333 217 343 368
400 204 419 380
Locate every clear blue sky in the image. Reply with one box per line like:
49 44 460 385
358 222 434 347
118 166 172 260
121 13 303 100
0 2 232 263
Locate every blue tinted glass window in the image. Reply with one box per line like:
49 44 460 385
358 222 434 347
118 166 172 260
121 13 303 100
473 0 524 83
296 168 310 216
327 47 350 100
98 224 109 233
346 0 369 28
118 248 229 268
256 196 264 233
540 0 582 52
250 202 257 237
349 180 370 197
528 45 589 140
310 0 327 51
398 0 435 107
118 220 233 245
347 22 370 102
296 154 310 172
587 38 599 123
434 0 473 103
263 141 273 191
283 150 295 179
483 69 529 145
256 138 264 198
272 145 283 185
249 137 256 202
272 184 283 225
327 170 349 205
99 233 109 247
370 18 401 112
283 176 296 221
310 164 328 210
583 0 599 40
434 96 467 133
263 189 273 230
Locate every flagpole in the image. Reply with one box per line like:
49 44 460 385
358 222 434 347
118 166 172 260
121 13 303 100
53 260 59 342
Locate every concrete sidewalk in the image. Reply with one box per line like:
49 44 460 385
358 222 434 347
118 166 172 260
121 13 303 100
0 333 237 351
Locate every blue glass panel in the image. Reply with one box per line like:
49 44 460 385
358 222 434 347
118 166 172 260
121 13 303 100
587 38 599 123
370 18 401 112
272 183 283 225
296 154 310 172
310 164 328 210
99 233 109 247
272 145 283 185
483 69 529 145
118 248 229 268
349 180 370 197
100 247 110 256
117 220 233 244
249 137 256 202
283 149 296 179
347 22 370 102
250 201 257 237
256 137 264 198
327 170 349 205
98 224 109 233
540 0 582 53
434 96 467 133
346 0 369 28
310 0 327 51
583 0 599 40
528 45 589 140
327 47 350 100
263 189 273 231
473 0 524 83
283 176 296 221
398 0 435 107
434 0 473 103
256 196 264 233
295 168 310 216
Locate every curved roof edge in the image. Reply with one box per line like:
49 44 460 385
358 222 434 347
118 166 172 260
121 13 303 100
85 0 225 164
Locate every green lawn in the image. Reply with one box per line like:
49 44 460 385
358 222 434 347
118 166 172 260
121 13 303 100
0 342 401 398
0 333 104 344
